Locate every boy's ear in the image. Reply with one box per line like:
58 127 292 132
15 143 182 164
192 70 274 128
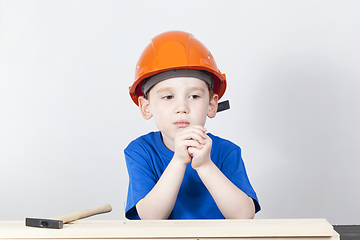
207 94 219 118
138 96 152 120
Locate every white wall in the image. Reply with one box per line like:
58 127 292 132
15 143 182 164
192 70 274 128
1 0 359 225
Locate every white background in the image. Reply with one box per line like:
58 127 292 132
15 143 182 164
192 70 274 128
1 0 359 225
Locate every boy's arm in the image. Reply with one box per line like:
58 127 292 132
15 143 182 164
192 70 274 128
135 156 187 220
189 135 255 219
196 161 255 219
136 126 206 219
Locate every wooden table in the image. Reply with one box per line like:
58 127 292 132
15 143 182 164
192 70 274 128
0 219 339 239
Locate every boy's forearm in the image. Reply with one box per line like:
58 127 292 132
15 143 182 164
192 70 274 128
136 158 187 220
196 161 255 219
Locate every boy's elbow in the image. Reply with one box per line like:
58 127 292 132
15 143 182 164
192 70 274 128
244 210 255 219
228 211 255 219
231 210 255 219
244 204 256 219
242 203 256 219
136 199 170 220
226 202 255 219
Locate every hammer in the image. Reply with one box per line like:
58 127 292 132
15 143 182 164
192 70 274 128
25 203 112 229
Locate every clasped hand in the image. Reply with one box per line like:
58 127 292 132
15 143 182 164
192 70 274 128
173 125 212 170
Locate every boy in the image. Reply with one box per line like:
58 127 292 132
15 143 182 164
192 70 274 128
125 31 260 220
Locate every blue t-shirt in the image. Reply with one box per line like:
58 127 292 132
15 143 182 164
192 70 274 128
124 131 260 219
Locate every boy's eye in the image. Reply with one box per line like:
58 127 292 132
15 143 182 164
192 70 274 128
189 95 200 99
162 95 174 100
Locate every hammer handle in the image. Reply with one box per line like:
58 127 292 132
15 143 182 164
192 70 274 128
52 204 112 223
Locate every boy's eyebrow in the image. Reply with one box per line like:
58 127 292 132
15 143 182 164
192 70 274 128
156 86 205 93
190 87 205 92
156 87 173 93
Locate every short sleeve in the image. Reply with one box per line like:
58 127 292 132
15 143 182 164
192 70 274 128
222 147 260 213
209 134 261 213
124 141 158 219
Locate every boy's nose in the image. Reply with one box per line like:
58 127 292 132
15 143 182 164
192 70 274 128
175 99 189 114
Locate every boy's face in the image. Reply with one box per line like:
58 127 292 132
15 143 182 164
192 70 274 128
138 77 218 150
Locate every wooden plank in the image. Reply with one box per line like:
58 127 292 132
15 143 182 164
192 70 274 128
0 219 338 239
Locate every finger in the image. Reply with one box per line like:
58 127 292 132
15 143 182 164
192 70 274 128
187 125 207 133
178 128 207 140
178 132 206 145
187 146 196 157
183 139 204 149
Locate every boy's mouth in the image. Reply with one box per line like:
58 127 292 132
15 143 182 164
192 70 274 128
174 121 190 128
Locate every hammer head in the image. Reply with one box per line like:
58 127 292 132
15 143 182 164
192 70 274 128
26 218 63 229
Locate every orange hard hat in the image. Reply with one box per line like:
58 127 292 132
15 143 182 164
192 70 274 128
129 30 227 106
